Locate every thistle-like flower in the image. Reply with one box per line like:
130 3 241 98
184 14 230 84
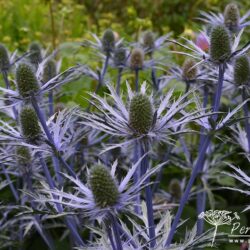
182 58 198 81
130 48 144 70
42 59 57 83
28 42 42 67
78 82 202 153
113 44 127 68
20 106 42 144
234 55 250 85
0 43 10 72
209 25 231 64
102 29 115 55
32 157 161 221
16 63 40 98
199 3 250 33
224 3 240 32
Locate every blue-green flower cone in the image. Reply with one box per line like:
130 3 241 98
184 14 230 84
89 165 119 208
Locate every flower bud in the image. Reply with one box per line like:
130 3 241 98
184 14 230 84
234 55 250 85
182 59 198 81
113 44 127 67
16 146 32 166
16 63 40 98
224 3 240 33
20 106 41 143
102 29 115 55
0 44 10 71
42 59 57 83
29 42 42 67
89 165 119 208
129 94 153 134
209 25 231 63
130 48 144 70
143 31 155 52
169 179 182 201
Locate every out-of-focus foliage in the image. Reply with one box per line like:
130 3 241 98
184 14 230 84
1 0 250 51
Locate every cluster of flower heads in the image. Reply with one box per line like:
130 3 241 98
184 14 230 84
0 2 250 250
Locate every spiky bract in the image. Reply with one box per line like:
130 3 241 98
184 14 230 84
234 55 250 85
89 165 119 208
129 94 153 135
209 25 231 63
16 63 40 98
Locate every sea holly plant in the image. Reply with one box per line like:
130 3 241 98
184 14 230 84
1 2 250 250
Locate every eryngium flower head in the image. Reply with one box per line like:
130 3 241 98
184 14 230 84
224 3 240 32
129 94 153 135
16 63 40 98
20 106 41 143
143 31 155 51
42 59 57 83
28 42 42 66
169 179 182 200
130 48 144 70
209 25 231 63
234 55 250 85
16 146 31 166
0 44 10 71
89 165 119 208
182 59 197 81
113 44 127 67
102 29 115 54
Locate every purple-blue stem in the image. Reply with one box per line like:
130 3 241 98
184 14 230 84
2 165 19 201
197 85 209 235
135 69 139 92
37 152 84 246
48 90 54 117
150 55 158 91
116 67 123 96
31 95 76 178
242 88 250 153
165 63 225 246
25 173 55 249
107 224 116 250
133 141 141 214
2 70 18 120
110 213 123 250
140 141 156 248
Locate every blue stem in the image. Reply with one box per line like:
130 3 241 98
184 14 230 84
107 224 116 250
101 54 110 81
165 63 225 246
135 69 139 92
37 152 84 246
133 141 141 214
2 70 18 121
140 142 156 248
2 165 19 202
110 213 123 250
116 68 123 96
48 90 54 117
242 88 250 153
197 85 209 235
31 95 76 178
25 173 55 250
150 55 158 90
